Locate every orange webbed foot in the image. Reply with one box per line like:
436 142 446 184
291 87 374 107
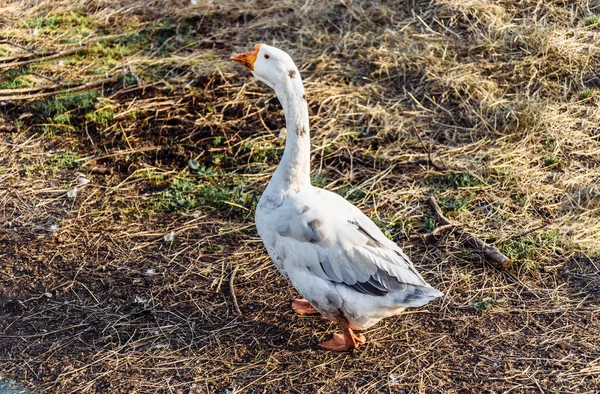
319 333 349 351
319 319 366 352
318 332 366 352
291 298 319 315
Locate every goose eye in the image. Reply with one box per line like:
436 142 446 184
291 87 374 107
264 54 270 59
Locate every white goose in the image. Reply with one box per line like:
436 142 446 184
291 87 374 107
232 44 443 351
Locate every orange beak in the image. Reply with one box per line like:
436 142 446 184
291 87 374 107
231 44 261 71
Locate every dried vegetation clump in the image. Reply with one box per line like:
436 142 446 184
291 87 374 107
0 0 599 392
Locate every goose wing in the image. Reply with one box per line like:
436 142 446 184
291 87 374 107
276 188 442 304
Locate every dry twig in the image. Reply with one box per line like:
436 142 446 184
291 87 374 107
0 34 123 69
0 46 87 69
427 196 512 269
0 40 36 54
229 264 242 316
0 80 83 95
413 127 447 171
0 51 42 63
0 76 118 101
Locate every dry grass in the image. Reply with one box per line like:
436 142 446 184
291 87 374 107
1 0 599 392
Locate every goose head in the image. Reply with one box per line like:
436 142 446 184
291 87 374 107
231 44 300 90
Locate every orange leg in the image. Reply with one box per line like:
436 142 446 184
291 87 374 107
319 317 366 352
291 299 319 315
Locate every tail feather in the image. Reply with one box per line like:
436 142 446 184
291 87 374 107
394 285 443 308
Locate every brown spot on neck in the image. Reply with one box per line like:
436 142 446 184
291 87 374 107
288 69 296 79
297 126 307 136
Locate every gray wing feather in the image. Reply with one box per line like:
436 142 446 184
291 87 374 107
319 256 342 282
278 191 440 301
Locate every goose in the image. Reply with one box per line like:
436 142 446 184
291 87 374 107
231 44 443 351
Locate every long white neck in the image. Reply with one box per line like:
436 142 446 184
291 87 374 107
266 72 311 193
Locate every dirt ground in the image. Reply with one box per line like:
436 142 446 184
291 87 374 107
1 0 599 393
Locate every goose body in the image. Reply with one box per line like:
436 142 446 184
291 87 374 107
232 44 443 351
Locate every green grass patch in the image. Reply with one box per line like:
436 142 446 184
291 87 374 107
49 149 81 169
30 91 99 136
336 187 367 202
579 88 593 100
188 160 217 176
240 141 280 164
102 17 199 60
0 68 37 90
53 112 72 125
0 75 36 90
43 120 76 137
153 172 259 216
92 39 145 64
542 155 560 167
23 10 93 35
424 216 436 231
585 14 599 26
143 17 198 56
497 231 560 272
430 171 482 189
132 170 166 185
311 172 328 188
86 100 115 128
33 91 98 117
439 195 470 212
368 216 411 240
469 296 505 312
